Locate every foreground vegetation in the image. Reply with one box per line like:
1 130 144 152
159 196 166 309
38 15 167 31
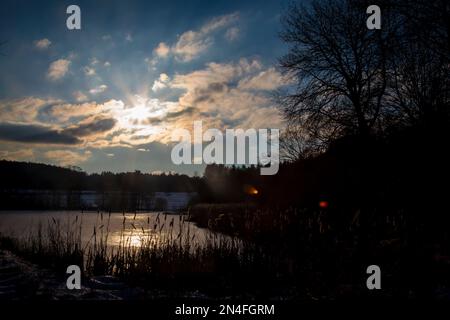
2 204 449 300
0 212 291 298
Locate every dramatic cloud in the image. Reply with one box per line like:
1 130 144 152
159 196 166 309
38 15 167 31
0 2 287 174
99 97 178 146
0 122 81 145
47 59 71 81
0 58 286 152
63 117 117 137
0 97 61 123
145 106 196 125
45 101 100 122
167 58 284 132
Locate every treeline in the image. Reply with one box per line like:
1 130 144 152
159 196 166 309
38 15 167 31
201 125 449 213
0 160 201 193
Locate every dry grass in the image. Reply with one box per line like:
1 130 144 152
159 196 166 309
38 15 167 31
0 211 278 295
1 205 441 299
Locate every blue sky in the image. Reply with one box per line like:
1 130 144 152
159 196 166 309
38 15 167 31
0 0 291 175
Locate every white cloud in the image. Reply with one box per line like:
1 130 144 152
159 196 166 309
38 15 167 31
47 59 71 81
152 81 165 92
151 81 165 92
152 73 170 91
225 27 240 42
102 35 112 41
172 31 212 62
154 42 170 57
171 58 262 91
166 58 285 134
83 66 96 76
200 12 239 34
1 56 286 155
73 91 88 102
104 61 111 67
174 12 239 62
151 12 239 63
126 33 133 42
34 38 51 50
238 67 285 91
89 85 108 94
159 73 169 82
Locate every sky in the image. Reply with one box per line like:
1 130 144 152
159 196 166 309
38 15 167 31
0 0 291 175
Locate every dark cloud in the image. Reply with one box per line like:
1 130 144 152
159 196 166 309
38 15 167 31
130 134 152 140
192 82 228 105
198 110 242 127
145 107 196 125
207 82 228 92
63 118 117 137
145 118 163 125
166 106 196 119
0 117 116 145
0 122 81 144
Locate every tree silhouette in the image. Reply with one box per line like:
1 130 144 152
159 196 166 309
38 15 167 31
386 1 450 127
278 0 394 147
278 0 450 147
279 122 320 162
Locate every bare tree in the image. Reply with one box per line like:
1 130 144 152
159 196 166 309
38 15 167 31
386 0 450 126
279 122 323 162
278 0 393 146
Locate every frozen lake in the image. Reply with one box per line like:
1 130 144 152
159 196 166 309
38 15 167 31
0 210 221 250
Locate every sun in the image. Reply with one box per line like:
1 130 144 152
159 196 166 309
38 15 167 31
106 95 169 143
115 95 166 130
128 104 149 121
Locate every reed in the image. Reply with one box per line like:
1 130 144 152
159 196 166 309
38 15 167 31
0 206 418 298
